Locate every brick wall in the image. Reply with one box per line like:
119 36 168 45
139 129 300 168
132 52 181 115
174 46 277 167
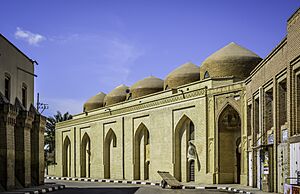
288 8 300 63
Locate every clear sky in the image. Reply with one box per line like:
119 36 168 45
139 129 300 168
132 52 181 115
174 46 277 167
1 0 299 116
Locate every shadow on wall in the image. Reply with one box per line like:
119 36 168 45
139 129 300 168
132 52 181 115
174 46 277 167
47 164 57 176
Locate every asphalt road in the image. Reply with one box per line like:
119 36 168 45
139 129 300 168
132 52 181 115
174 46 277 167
46 179 233 194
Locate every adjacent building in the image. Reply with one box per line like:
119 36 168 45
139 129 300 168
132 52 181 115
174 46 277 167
246 8 300 193
50 7 300 193
0 34 46 191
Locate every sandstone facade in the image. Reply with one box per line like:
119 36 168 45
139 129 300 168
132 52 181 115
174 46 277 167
51 8 300 193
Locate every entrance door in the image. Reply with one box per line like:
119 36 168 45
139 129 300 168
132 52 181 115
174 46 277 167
257 150 261 190
189 160 195 181
277 143 288 193
290 143 300 184
218 105 241 183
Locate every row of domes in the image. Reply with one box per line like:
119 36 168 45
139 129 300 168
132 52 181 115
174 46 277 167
83 42 262 112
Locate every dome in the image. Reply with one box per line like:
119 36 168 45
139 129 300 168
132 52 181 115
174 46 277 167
200 42 262 81
164 62 200 89
130 76 164 99
83 92 106 112
104 84 129 106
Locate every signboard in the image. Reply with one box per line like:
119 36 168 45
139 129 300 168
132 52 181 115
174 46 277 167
268 133 274 144
257 134 261 146
263 151 269 175
282 129 288 142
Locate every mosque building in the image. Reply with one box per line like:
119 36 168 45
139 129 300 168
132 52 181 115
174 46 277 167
50 8 300 193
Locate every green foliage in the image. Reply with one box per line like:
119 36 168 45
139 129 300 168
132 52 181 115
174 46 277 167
45 111 72 165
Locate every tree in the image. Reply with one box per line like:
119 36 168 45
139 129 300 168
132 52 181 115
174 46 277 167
45 111 72 165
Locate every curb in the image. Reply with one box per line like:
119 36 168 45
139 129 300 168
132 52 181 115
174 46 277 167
46 176 160 186
222 187 252 194
46 176 252 193
1 184 65 194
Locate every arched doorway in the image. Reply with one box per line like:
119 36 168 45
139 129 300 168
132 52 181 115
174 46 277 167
104 129 116 179
63 136 71 177
218 104 241 183
81 133 91 178
174 115 196 182
134 123 150 180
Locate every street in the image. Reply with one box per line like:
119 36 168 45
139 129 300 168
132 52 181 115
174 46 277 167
45 179 233 194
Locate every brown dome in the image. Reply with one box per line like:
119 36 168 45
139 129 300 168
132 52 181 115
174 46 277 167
130 76 163 99
83 92 106 112
104 84 129 106
200 42 262 81
164 62 200 89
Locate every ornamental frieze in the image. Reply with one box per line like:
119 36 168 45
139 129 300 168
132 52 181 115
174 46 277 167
58 88 206 128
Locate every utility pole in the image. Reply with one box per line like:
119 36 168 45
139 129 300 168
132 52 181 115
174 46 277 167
36 93 48 114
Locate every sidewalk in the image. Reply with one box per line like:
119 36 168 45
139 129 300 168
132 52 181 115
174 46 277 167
0 183 65 194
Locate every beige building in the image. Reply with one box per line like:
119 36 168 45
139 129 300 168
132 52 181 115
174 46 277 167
51 8 300 193
0 34 46 191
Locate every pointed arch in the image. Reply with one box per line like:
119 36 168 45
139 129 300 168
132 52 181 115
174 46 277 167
217 101 241 121
81 133 91 178
62 136 71 177
104 129 117 179
174 114 191 133
174 114 195 182
134 123 150 180
218 104 241 132
204 71 210 79
217 104 241 183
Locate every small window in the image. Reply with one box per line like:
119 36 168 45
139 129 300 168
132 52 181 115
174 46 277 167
4 74 11 101
165 85 169 90
189 122 195 140
22 83 27 108
204 71 210 79
146 130 150 144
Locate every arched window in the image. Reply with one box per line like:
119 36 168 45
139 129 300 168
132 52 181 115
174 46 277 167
22 83 27 108
189 122 195 140
4 73 11 101
146 129 150 145
204 71 210 79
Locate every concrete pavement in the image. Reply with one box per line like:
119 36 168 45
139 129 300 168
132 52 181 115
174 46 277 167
45 179 233 194
46 176 274 194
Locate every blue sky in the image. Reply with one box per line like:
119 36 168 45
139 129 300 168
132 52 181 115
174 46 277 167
1 0 299 116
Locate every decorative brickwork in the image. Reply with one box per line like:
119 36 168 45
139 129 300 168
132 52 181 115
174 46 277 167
0 94 45 191
0 99 17 190
245 8 300 193
14 102 34 187
50 7 300 194
31 114 46 186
